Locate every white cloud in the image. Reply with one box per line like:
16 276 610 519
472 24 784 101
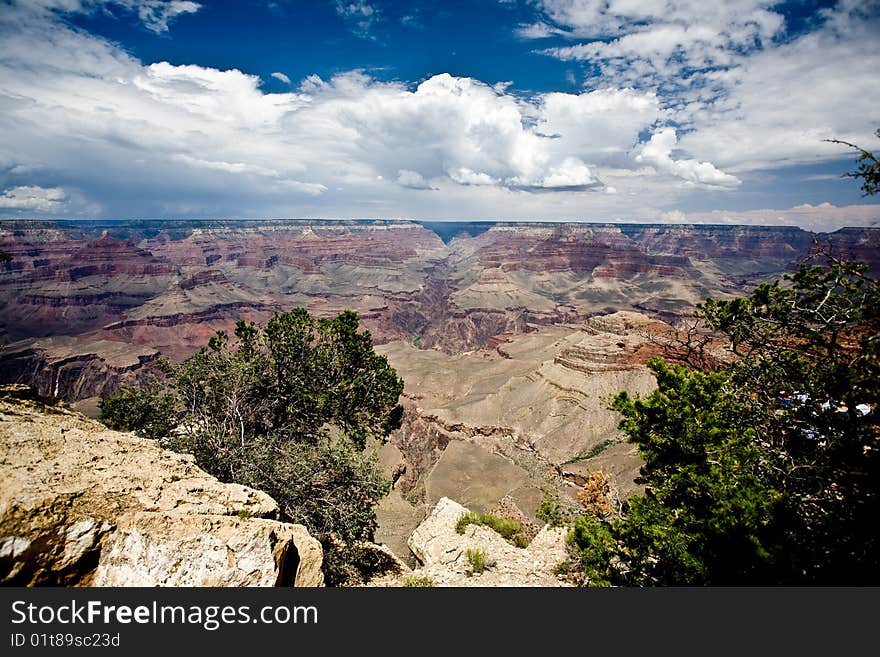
170 154 281 178
534 0 880 177
536 2 785 93
516 22 570 39
0 185 67 211
286 71 652 192
271 71 291 84
448 167 498 186
9 0 201 33
335 1 378 37
0 5 671 217
661 203 880 232
396 169 435 190
136 0 200 33
636 128 740 188
675 8 880 172
532 0 783 42
511 157 599 190
0 0 876 224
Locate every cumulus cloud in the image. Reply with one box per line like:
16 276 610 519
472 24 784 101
271 71 291 84
636 128 740 188
0 0 876 223
0 185 67 211
0 3 673 218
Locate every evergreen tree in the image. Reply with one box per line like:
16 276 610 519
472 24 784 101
101 308 404 584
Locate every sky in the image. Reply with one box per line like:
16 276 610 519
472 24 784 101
0 0 878 230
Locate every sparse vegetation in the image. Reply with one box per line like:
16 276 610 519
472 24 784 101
536 486 570 528
826 128 880 196
401 573 436 587
576 469 619 518
553 560 573 576
562 438 616 465
465 548 488 576
99 308 404 585
236 508 252 520
456 511 530 548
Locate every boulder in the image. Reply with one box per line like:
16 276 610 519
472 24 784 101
404 497 569 587
0 385 323 586
94 513 323 587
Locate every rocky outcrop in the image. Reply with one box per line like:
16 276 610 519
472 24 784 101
94 514 322 587
0 338 161 402
0 385 323 587
402 497 569 587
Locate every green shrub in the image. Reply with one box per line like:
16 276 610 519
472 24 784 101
553 560 573 576
455 511 529 548
401 574 436 587
99 384 178 440
562 438 615 465
536 486 567 528
570 254 880 584
455 511 480 534
465 548 488 576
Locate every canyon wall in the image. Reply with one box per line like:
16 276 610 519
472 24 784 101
2 219 876 401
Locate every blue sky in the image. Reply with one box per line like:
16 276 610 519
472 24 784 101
0 0 878 229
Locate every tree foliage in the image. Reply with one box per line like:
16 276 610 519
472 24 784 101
569 135 880 585
100 308 404 584
826 128 880 196
100 384 178 441
571 255 879 585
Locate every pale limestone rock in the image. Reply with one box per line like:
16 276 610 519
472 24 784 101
405 497 570 587
59 519 113 570
94 513 323 587
0 386 323 586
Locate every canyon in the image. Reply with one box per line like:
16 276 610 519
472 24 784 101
2 219 878 569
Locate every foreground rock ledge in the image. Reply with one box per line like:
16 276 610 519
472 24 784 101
385 496 570 587
0 385 323 587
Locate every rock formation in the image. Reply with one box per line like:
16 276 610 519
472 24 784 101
0 385 323 587
3 219 876 400
396 497 569 587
